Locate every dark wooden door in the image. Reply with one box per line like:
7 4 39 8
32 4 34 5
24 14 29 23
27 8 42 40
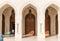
45 9 50 37
56 15 58 35
2 14 5 35
25 13 35 35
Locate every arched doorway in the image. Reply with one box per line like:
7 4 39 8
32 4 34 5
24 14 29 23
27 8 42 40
10 9 15 34
56 15 58 35
22 4 37 37
1 4 15 37
2 14 5 35
45 9 50 37
45 4 59 37
25 9 35 36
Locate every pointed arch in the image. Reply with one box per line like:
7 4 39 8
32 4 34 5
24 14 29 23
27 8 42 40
45 3 59 37
22 4 37 11
0 3 15 12
0 4 15 36
45 4 59 12
22 4 37 16
22 4 37 37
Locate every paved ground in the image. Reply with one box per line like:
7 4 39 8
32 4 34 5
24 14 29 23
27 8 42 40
4 37 15 41
4 35 59 41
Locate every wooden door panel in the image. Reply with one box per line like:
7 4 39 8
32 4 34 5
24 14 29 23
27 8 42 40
25 13 35 36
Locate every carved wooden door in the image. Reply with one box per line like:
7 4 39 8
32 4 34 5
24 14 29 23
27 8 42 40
25 13 35 35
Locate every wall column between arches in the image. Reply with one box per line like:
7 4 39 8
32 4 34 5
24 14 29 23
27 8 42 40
37 9 41 38
58 9 60 37
37 7 45 39
15 8 22 41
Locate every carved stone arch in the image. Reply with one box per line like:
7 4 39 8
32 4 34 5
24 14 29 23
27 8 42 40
22 4 37 17
45 4 59 13
0 4 15 15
